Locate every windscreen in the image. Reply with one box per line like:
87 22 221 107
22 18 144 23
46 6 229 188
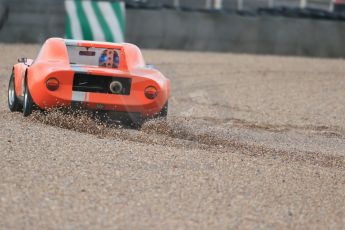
67 45 120 68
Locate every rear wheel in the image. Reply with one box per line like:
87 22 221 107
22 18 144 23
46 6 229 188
123 116 143 129
158 101 168 118
23 79 34 117
8 72 21 112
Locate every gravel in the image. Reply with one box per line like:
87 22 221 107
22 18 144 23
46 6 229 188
1 44 345 229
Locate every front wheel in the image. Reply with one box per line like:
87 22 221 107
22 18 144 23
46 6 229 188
8 72 21 112
23 81 34 117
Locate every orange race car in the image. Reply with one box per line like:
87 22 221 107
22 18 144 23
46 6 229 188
8 38 170 127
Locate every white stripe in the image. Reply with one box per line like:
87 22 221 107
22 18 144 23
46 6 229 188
65 0 83 40
120 2 126 18
97 1 124 43
81 0 105 41
72 91 86 102
71 65 87 73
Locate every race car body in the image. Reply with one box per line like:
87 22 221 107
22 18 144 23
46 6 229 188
8 38 170 126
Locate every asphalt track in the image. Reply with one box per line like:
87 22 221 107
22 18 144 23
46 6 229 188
1 44 345 229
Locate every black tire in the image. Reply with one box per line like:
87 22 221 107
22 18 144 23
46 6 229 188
8 72 21 112
158 101 168 118
123 117 143 129
23 79 34 117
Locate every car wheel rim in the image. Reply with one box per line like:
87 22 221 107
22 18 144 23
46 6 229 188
8 79 15 106
24 88 27 109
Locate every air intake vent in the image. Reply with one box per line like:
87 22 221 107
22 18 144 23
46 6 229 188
73 73 131 95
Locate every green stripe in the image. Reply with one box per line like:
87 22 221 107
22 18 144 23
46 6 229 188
75 0 93 40
91 1 114 42
65 13 72 39
111 3 125 34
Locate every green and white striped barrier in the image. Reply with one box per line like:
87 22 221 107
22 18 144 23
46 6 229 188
65 0 125 42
